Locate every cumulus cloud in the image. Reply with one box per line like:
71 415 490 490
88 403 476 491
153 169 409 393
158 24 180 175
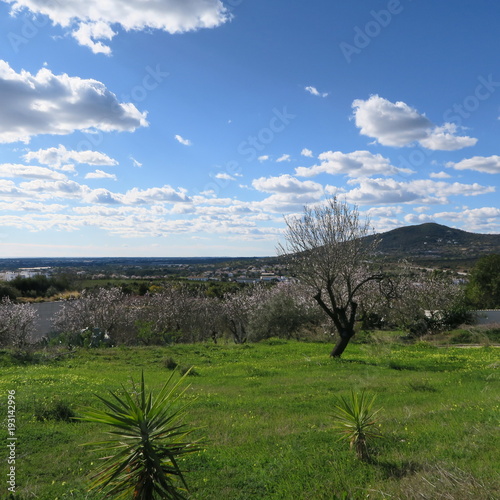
0 60 148 143
24 144 118 168
84 170 117 180
295 150 413 178
446 155 500 174
404 213 436 224
0 200 66 212
252 174 323 195
0 163 67 180
72 20 116 55
301 148 313 158
175 134 192 146
305 86 328 98
345 177 495 205
84 188 122 204
352 95 477 150
419 123 477 150
122 185 191 205
258 155 269 162
19 179 89 200
5 0 230 54
431 207 500 233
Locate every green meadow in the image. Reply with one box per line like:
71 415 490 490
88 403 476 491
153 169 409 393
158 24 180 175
0 340 498 499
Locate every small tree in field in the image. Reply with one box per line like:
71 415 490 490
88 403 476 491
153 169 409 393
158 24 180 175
278 197 382 357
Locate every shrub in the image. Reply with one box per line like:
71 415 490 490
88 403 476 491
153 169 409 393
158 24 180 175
331 390 382 461
34 396 76 422
78 371 200 499
164 357 178 370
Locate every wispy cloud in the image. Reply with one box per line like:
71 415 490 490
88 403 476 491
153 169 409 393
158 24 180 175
305 86 328 98
277 154 291 162
175 134 192 146
130 156 143 168
84 170 118 180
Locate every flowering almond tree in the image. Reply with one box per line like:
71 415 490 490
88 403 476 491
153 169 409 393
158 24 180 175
0 297 38 348
278 197 382 357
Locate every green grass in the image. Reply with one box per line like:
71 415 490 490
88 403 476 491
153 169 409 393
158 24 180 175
0 341 498 499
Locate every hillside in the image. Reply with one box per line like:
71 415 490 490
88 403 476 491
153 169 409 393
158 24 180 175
370 222 500 268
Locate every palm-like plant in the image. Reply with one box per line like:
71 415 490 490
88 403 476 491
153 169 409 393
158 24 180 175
78 370 200 499
331 390 382 461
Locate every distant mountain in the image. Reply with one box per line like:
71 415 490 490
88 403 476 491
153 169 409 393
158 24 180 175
368 222 500 268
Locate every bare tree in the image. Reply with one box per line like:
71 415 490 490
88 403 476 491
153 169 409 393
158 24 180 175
278 197 382 357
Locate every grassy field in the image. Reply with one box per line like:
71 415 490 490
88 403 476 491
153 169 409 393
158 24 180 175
0 339 498 499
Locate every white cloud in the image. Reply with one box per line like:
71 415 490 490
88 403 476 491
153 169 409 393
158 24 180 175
72 20 116 55
130 156 143 168
432 207 500 233
0 163 67 180
301 148 313 158
84 188 122 204
305 86 328 98
20 179 89 199
0 200 66 212
175 134 192 146
0 60 148 143
84 170 117 180
366 206 403 217
345 177 495 205
276 154 291 162
252 174 323 195
430 171 451 179
23 144 118 168
0 179 23 197
5 0 230 54
215 173 235 181
352 95 477 150
446 155 500 174
404 213 435 224
419 123 477 150
122 185 191 205
295 150 413 178
258 155 269 162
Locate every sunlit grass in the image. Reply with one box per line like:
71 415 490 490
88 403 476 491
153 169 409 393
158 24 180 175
0 341 498 499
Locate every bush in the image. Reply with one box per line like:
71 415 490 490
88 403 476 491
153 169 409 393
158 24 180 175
164 357 178 370
34 396 76 422
331 390 383 461
78 371 200 499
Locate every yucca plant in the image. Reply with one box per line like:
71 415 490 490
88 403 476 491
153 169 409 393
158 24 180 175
331 390 382 461
78 370 200 499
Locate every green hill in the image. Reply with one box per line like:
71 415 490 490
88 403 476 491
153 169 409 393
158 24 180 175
370 222 500 268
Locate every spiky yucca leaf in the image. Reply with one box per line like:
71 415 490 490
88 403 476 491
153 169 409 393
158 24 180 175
78 370 201 499
331 390 382 461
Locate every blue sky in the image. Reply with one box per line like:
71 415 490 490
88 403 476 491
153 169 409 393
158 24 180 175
0 0 499 257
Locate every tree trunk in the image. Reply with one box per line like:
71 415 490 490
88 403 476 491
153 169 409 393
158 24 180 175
330 330 354 358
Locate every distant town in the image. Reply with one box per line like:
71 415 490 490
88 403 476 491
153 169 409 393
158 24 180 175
0 257 291 285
